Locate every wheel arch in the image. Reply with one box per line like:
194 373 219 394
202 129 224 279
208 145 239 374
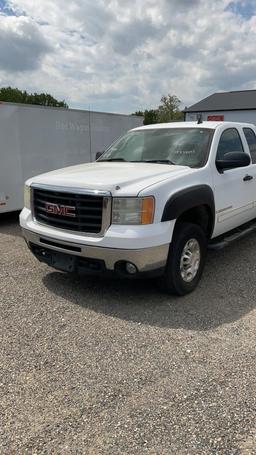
161 185 215 239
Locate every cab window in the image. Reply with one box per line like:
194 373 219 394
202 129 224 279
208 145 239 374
243 128 256 164
216 128 244 160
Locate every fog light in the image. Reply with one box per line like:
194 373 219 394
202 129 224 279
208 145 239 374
125 262 137 275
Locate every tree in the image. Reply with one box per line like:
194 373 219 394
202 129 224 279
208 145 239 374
0 87 68 108
131 94 184 125
132 111 144 117
131 109 158 125
144 109 159 125
157 94 183 123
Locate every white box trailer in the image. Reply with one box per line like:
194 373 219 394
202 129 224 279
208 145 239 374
0 102 143 213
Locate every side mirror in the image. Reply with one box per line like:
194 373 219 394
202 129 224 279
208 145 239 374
216 151 250 171
95 151 104 160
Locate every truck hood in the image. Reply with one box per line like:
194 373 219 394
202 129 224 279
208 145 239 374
28 162 194 196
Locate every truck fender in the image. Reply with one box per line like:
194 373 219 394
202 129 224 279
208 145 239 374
161 184 215 225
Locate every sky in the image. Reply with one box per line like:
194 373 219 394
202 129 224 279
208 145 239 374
0 0 256 114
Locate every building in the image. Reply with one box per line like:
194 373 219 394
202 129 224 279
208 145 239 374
0 102 143 213
184 90 256 124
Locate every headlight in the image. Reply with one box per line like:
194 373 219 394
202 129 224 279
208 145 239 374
112 197 155 225
24 185 31 209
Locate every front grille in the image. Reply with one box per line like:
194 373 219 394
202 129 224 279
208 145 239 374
33 188 104 233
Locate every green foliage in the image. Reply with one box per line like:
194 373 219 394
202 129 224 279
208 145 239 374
132 111 144 117
157 94 183 122
144 109 159 125
0 87 68 108
132 94 184 125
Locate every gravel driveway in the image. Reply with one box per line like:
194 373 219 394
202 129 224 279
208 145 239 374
0 212 255 455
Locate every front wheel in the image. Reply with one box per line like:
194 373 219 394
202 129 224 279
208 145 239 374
158 223 207 296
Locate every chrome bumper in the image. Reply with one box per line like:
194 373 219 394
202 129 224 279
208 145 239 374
22 229 169 273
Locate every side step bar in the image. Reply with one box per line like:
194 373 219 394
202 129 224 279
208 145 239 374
208 221 256 250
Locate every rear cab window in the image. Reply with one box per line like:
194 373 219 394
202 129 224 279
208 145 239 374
243 128 256 164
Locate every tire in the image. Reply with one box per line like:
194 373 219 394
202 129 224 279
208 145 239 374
158 222 207 296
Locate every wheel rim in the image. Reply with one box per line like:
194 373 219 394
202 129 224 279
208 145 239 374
180 238 201 283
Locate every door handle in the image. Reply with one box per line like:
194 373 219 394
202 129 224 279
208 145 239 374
243 175 253 181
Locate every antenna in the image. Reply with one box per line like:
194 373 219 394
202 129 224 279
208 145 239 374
197 114 203 124
88 104 92 162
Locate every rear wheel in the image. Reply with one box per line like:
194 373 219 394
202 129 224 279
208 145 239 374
158 223 207 296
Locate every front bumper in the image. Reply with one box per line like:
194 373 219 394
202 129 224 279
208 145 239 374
22 228 169 276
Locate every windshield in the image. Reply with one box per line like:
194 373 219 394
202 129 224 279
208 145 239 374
98 128 213 168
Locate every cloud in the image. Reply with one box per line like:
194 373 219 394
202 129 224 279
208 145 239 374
111 19 161 55
0 15 52 72
0 0 256 113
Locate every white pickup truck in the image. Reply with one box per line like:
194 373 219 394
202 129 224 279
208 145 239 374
20 121 256 295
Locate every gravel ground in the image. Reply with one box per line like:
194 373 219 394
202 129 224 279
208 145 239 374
0 212 255 455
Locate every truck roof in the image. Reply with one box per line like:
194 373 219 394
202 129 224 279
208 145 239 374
132 121 256 131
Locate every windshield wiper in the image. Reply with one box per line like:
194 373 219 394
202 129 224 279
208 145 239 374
99 158 127 162
143 159 176 165
100 158 176 164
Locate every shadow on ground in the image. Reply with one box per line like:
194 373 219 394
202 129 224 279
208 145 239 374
0 212 22 237
43 234 256 331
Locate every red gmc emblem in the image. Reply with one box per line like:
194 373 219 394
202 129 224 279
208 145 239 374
45 202 76 217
